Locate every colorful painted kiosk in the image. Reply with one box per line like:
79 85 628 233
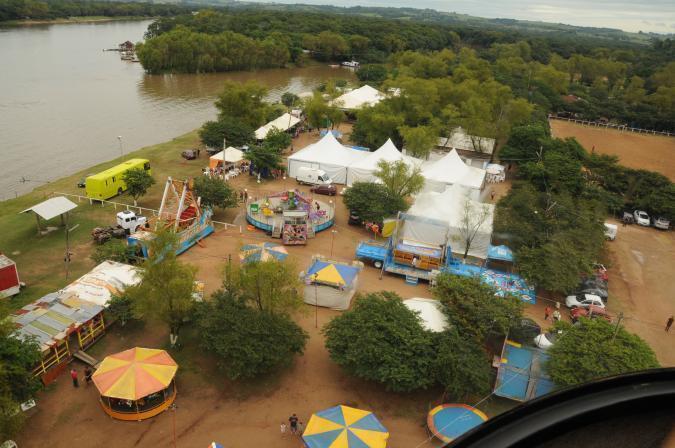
246 190 334 244
303 257 363 310
427 404 488 444
92 347 178 421
303 405 389 448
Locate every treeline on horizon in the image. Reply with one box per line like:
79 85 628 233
137 9 675 132
0 0 190 22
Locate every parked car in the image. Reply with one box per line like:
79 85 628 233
181 149 197 160
653 217 670 230
565 293 605 309
509 317 542 345
570 305 612 323
633 210 650 226
576 278 608 301
534 331 562 349
310 184 337 196
348 211 362 226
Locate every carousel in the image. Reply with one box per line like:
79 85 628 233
92 347 178 421
246 189 334 245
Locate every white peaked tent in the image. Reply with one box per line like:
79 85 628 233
346 139 423 186
255 113 301 140
287 131 368 184
406 186 495 259
421 149 486 200
209 146 244 169
332 85 384 110
403 298 449 332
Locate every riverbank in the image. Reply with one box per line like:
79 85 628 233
1 16 151 26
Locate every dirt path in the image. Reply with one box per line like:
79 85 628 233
550 120 675 181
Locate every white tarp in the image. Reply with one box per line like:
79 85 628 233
210 147 244 164
332 85 384 110
437 127 496 155
346 139 424 186
255 113 301 140
403 298 449 332
421 149 486 200
287 132 368 184
22 196 77 221
59 261 141 307
406 186 495 259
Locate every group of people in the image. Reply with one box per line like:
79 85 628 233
281 413 304 437
544 303 562 322
70 366 93 388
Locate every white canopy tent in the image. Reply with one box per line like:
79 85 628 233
332 85 384 110
209 147 244 169
255 113 301 140
287 132 368 184
403 298 449 332
421 149 486 200
346 139 424 186
405 186 495 259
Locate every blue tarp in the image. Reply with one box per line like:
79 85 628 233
356 242 388 262
494 342 553 402
487 245 514 262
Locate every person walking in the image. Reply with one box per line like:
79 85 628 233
70 368 79 388
84 366 93 385
289 414 299 435
490 190 496 201
280 422 287 438
544 306 552 321
552 309 561 322
666 315 674 332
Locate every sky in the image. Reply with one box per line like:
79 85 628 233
243 0 675 34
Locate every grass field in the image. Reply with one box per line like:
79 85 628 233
0 130 209 310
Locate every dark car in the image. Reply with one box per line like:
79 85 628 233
348 211 362 226
310 184 337 196
181 149 198 160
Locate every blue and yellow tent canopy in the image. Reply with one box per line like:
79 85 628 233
239 242 288 264
303 405 389 448
307 261 359 288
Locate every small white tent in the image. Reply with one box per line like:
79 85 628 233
209 147 244 169
403 298 449 332
332 85 384 110
421 149 486 200
406 186 494 259
346 139 423 186
255 113 301 140
287 132 368 184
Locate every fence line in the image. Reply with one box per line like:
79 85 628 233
548 115 674 137
51 191 240 230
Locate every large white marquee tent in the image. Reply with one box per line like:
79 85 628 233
421 149 487 200
405 186 495 260
332 85 384 110
287 132 368 184
346 139 424 186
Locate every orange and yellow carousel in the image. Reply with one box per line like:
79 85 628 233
92 347 178 421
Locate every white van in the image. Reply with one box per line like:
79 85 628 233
296 167 332 186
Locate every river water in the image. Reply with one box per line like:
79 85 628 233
0 20 353 199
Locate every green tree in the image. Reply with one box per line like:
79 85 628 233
433 274 523 342
499 123 549 162
193 176 239 210
281 92 300 108
195 290 308 380
454 197 494 259
343 182 408 223
351 104 404 149
199 116 255 149
216 80 268 128
304 93 330 130
0 312 42 441
434 329 492 399
263 128 292 153
547 319 659 387
399 125 439 159
244 145 283 177
122 168 155 206
108 294 135 327
126 230 197 347
373 159 425 198
91 239 132 264
356 64 388 84
224 259 303 315
323 292 437 392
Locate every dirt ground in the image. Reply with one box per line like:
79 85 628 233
550 120 675 181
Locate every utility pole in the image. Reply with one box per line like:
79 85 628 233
611 312 625 343
64 214 79 281
313 273 319 329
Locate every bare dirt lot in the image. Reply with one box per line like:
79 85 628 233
550 120 675 181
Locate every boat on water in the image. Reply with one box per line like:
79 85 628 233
341 60 360 68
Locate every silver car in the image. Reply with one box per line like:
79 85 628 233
654 217 670 230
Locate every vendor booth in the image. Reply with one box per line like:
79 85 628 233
427 404 488 444
303 258 363 310
209 147 244 170
92 347 178 421
303 405 389 448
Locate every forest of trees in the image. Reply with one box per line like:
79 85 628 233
137 9 674 131
0 0 190 22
